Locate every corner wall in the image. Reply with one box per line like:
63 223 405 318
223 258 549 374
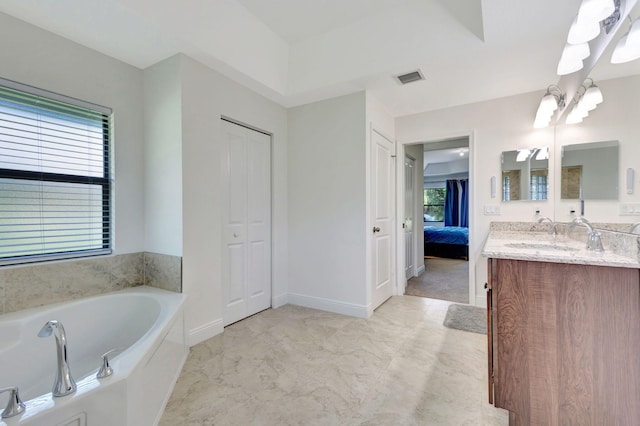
288 92 368 316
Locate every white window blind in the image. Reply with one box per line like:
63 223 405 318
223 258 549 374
0 78 112 265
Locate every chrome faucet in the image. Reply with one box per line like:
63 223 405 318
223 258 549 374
38 320 77 397
630 222 640 234
569 217 604 252
537 216 558 235
0 387 26 419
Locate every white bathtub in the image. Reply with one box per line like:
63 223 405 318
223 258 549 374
0 286 187 426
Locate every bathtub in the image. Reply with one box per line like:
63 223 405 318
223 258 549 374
0 286 187 426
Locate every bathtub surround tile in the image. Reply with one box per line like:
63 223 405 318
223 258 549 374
111 253 145 290
144 252 182 292
160 296 509 425
49 258 113 301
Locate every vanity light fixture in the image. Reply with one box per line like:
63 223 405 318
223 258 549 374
533 85 565 128
565 78 603 124
611 16 640 63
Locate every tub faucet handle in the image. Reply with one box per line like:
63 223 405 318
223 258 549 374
0 386 26 419
97 348 123 379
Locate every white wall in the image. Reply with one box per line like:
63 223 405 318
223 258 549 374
143 56 183 256
288 92 368 316
396 73 640 306
178 55 289 345
0 12 145 254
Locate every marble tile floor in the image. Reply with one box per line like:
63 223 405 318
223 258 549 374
159 296 509 425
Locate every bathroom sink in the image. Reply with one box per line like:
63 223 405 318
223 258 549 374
504 242 578 252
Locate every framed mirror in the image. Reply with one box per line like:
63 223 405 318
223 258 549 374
501 147 549 201
560 141 618 200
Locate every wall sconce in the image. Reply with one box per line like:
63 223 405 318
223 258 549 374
611 16 640 63
627 168 635 194
534 85 565 128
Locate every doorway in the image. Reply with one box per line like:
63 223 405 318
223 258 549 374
400 136 473 305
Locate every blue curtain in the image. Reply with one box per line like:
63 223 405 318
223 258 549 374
444 180 459 226
460 179 469 228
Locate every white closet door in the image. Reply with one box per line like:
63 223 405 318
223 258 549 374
222 120 271 326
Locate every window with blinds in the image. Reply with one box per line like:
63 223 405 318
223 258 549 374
0 78 112 265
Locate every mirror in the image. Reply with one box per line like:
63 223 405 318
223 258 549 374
560 141 618 200
501 147 549 201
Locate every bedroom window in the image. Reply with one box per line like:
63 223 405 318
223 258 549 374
423 188 445 222
0 78 112 265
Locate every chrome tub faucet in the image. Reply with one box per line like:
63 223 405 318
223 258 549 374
38 320 77 397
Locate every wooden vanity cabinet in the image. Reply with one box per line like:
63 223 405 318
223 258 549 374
487 258 640 425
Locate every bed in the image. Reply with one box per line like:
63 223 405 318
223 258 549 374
423 225 469 260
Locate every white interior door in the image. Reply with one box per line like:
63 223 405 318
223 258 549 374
404 156 415 280
222 120 271 326
371 130 395 310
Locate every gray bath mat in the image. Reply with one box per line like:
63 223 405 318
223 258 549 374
443 304 486 334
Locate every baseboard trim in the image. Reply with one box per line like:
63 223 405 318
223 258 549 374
415 264 425 276
288 293 369 318
187 318 223 347
272 293 288 309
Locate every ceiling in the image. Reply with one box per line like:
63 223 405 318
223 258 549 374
2 0 640 117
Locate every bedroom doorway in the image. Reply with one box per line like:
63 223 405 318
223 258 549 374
402 137 471 304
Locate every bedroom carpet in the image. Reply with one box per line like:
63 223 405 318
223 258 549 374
405 257 469 303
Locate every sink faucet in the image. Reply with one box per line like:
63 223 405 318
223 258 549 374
38 320 77 397
537 216 558 235
569 217 604 252
630 222 640 234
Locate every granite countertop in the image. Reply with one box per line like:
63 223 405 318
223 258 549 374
483 224 640 269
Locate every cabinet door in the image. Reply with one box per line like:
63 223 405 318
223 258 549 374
486 258 495 405
493 258 640 425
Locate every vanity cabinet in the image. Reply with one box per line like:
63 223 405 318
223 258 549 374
487 258 640 425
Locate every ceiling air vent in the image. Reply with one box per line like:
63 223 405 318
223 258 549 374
395 69 425 85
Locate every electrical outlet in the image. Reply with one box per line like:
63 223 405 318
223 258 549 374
484 205 501 216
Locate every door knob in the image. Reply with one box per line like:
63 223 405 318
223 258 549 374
372 226 381 233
